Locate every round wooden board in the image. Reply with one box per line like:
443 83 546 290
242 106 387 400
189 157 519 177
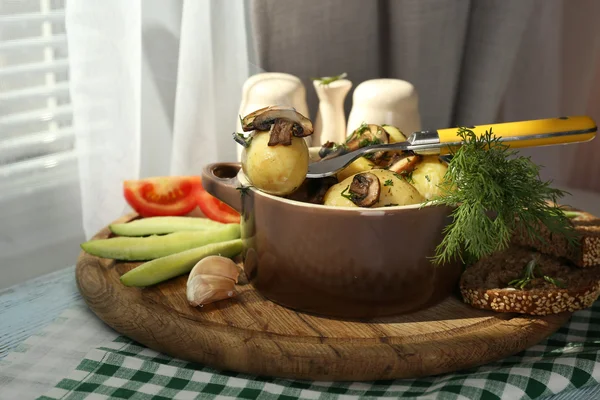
76 214 572 381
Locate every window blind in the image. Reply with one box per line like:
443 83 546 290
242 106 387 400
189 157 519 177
0 0 76 199
0 0 85 289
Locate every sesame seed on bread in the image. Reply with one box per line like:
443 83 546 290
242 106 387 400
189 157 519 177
460 246 600 315
511 208 600 268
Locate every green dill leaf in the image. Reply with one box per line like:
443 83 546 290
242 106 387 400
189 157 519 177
543 275 565 288
311 72 348 85
425 175 431 182
425 127 579 265
355 123 370 138
232 132 253 148
341 185 354 201
562 210 582 219
236 185 253 197
384 179 393 187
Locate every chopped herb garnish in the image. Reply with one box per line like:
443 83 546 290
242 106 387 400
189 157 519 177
340 185 355 201
543 275 565 288
393 171 413 184
232 132 253 148
425 175 431 182
384 179 393 187
562 210 582 219
311 72 348 86
508 256 565 289
508 257 538 289
236 185 253 197
358 137 382 148
354 123 370 138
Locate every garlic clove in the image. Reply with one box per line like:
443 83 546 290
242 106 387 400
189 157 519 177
189 255 240 283
187 274 236 306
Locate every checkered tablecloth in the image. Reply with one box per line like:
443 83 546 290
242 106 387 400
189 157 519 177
36 301 600 400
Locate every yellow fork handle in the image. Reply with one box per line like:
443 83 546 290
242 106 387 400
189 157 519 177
436 116 597 154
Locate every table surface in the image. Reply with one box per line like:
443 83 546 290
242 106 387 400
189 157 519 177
1 186 600 399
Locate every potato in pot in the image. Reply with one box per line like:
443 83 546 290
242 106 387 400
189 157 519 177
411 156 449 200
324 169 424 208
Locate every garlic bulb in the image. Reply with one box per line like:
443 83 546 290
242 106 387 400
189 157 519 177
187 256 240 307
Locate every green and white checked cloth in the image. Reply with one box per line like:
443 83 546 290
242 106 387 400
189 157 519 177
38 302 600 400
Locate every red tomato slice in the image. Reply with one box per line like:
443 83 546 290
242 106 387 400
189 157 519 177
123 176 202 217
196 181 241 224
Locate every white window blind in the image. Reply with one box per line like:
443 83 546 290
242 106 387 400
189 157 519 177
0 0 84 289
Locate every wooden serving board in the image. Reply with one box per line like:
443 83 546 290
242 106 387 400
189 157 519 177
76 214 572 381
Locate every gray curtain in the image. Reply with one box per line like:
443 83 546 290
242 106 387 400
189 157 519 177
249 0 600 189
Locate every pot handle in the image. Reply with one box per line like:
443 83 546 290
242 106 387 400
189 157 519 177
201 163 243 213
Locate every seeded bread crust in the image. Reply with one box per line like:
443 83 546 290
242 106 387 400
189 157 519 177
511 208 600 268
460 246 600 315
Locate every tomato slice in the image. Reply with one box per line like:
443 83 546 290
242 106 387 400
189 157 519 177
196 181 241 224
123 176 202 217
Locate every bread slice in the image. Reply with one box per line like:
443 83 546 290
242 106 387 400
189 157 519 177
460 246 600 315
511 208 600 268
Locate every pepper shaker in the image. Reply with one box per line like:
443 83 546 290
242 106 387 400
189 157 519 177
347 79 422 136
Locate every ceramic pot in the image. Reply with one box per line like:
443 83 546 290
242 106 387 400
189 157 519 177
347 78 422 136
312 79 352 145
236 73 310 161
202 162 462 319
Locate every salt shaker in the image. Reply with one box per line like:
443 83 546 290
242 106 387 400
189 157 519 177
236 73 310 161
347 79 422 136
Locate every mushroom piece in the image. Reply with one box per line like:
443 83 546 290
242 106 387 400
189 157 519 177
346 172 380 207
285 176 338 204
241 106 313 137
186 256 240 307
318 124 390 161
385 152 421 174
268 119 294 146
345 124 389 151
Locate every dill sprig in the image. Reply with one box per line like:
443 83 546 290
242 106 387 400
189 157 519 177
426 127 579 265
507 256 565 289
311 72 348 86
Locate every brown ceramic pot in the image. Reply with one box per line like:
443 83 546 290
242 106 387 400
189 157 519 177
202 162 462 319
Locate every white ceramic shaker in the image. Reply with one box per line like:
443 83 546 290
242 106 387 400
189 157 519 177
236 72 310 161
346 79 422 136
312 78 353 146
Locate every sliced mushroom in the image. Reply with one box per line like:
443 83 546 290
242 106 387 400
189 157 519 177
345 124 389 161
347 172 380 207
318 141 337 159
268 119 294 146
386 152 421 174
241 106 313 137
285 176 338 204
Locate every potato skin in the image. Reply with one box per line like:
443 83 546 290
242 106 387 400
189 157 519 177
324 169 424 208
411 156 449 200
242 130 309 195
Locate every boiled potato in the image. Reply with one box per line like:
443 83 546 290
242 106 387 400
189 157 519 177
382 125 407 143
324 169 424 208
336 157 374 181
242 130 309 195
411 156 449 200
